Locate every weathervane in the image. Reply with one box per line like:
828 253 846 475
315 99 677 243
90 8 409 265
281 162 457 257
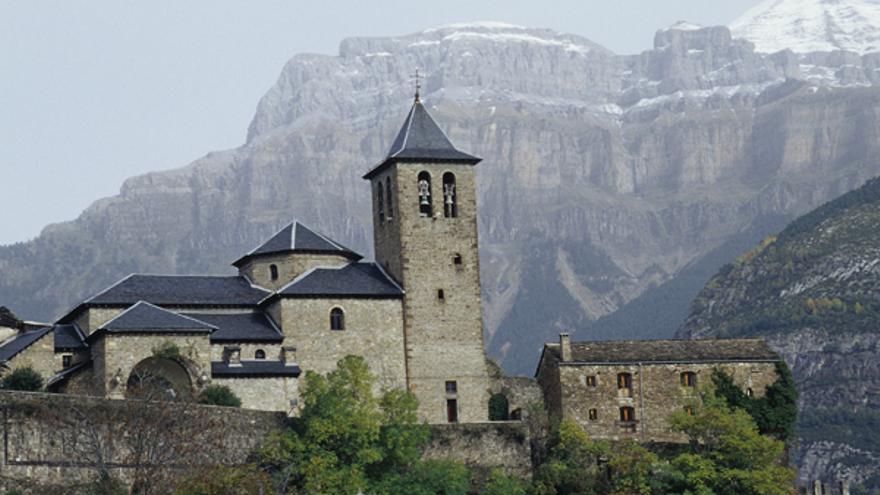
413 68 421 102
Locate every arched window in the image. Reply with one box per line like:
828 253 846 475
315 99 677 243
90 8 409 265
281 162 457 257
680 371 697 387
418 171 432 217
330 307 345 331
619 406 636 423
377 186 385 222
442 172 457 218
270 264 279 281
385 177 394 220
255 349 266 360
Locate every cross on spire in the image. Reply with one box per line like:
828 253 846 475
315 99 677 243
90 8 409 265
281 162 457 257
413 69 422 102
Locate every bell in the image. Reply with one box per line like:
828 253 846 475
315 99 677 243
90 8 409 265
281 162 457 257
420 196 430 206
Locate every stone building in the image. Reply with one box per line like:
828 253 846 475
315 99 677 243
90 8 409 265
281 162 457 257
535 333 782 442
0 95 492 423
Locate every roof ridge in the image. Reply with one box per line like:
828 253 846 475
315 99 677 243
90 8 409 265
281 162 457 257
390 102 418 158
100 301 218 331
373 262 405 293
85 273 136 304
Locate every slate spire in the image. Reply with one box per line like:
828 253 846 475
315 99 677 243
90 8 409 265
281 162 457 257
383 100 480 163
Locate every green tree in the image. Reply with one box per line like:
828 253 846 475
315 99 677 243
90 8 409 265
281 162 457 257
371 459 470 495
197 384 242 408
711 362 797 441
482 468 527 495
531 419 607 495
258 355 439 495
488 393 510 421
662 389 796 495
0 366 43 391
172 464 271 495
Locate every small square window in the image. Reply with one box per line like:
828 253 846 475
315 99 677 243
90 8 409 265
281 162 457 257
445 381 457 394
586 375 597 387
62 355 72 368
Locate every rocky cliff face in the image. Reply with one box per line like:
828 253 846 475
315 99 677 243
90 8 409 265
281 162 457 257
3 22 880 378
679 177 880 490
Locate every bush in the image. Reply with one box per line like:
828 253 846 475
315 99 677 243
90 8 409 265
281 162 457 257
488 393 510 421
172 464 272 495
482 469 527 495
0 366 44 391
198 384 241 407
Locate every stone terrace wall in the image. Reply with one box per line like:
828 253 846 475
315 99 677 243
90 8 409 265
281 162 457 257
0 390 287 491
424 422 532 478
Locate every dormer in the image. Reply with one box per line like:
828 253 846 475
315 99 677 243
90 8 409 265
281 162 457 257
233 221 362 290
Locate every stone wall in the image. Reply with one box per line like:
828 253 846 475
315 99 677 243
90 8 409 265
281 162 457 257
74 307 124 336
92 333 212 399
276 297 406 391
555 360 780 442
0 329 56 379
371 163 491 424
213 375 298 413
423 422 532 479
0 390 287 492
239 252 350 290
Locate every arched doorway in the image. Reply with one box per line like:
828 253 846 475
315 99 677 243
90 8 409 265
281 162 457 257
126 356 193 400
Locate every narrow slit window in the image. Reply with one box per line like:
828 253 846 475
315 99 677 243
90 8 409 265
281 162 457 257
437 289 445 301
377 186 385 222
442 172 457 218
385 177 394 220
270 264 279 281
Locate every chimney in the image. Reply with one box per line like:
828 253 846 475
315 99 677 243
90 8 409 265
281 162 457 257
281 346 297 366
223 346 241 367
559 333 572 362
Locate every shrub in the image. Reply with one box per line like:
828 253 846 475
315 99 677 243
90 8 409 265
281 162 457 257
0 366 44 391
198 384 242 407
482 468 527 495
488 393 510 421
172 464 271 495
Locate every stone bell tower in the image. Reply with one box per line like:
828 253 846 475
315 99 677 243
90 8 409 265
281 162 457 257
363 92 490 424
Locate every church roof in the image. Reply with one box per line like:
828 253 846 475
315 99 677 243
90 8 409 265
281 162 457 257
96 301 216 334
232 221 362 268
183 312 284 343
211 361 301 378
269 262 403 300
83 274 269 308
541 338 779 367
363 99 480 180
53 324 87 350
0 327 51 363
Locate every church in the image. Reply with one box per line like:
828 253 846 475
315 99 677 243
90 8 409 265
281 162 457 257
0 93 781 433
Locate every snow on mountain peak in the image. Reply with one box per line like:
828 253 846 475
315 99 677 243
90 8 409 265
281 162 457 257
730 0 880 55
423 21 526 32
664 21 704 32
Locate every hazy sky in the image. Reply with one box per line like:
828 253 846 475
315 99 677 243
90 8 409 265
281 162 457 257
0 0 761 245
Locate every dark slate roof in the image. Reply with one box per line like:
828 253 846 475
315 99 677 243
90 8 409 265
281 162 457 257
54 324 87 350
211 361 301 378
363 99 481 179
544 339 780 365
97 302 215 334
274 262 404 299
84 274 269 307
232 221 362 267
182 312 283 343
0 327 51 363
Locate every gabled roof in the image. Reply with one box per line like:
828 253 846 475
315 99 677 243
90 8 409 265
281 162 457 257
0 327 51 363
232 221 362 268
182 312 284 343
363 99 481 180
82 274 268 308
211 361 301 378
541 338 779 368
97 301 215 334
270 262 404 300
54 324 87 350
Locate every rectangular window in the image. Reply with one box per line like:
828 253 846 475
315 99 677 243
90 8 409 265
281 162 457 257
589 408 598 421
62 354 72 368
446 399 458 423
445 381 457 394
437 289 445 301
619 406 635 423
586 375 597 387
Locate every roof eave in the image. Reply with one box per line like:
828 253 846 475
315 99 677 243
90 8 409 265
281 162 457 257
362 156 482 180
232 248 363 268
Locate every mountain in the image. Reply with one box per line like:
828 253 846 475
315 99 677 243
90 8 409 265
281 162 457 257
679 177 880 490
731 0 880 55
4 21 880 378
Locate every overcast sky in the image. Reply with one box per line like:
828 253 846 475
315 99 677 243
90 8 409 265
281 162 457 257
0 0 762 245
